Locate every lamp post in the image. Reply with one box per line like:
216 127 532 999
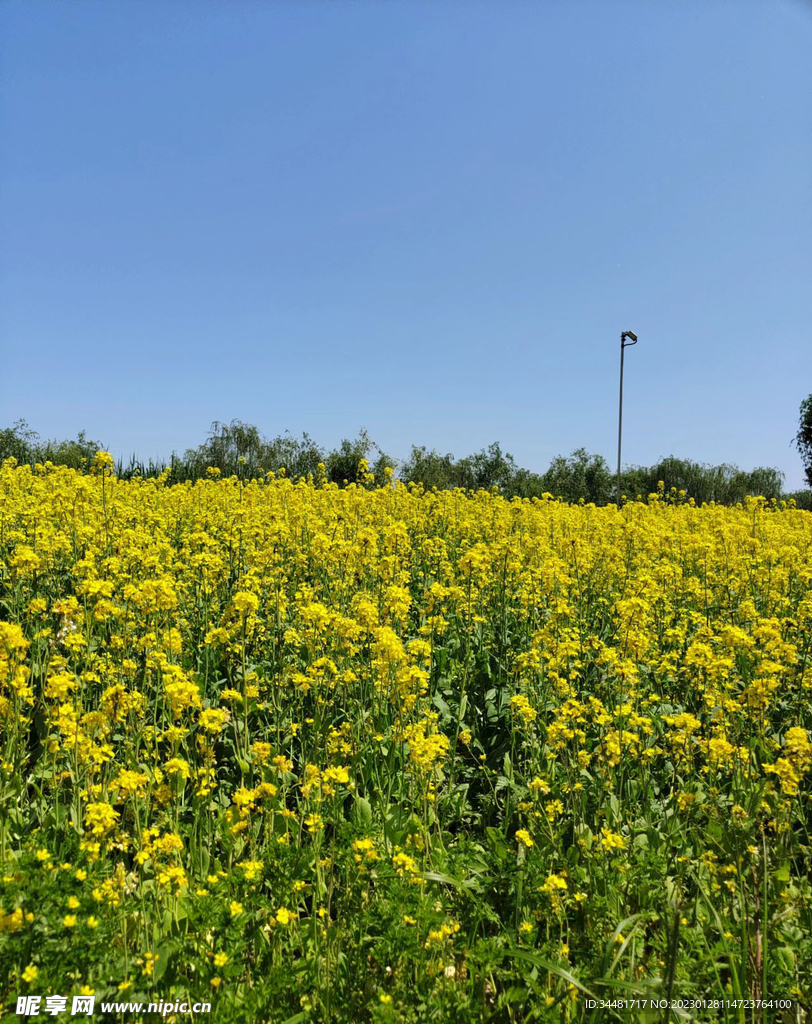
616 330 638 507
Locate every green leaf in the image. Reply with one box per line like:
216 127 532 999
501 985 529 1004
604 914 646 978
486 826 507 862
352 797 373 830
508 947 598 1000
153 941 177 983
432 693 451 718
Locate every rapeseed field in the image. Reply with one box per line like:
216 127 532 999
1 454 810 1022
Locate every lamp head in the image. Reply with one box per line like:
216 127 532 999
624 330 638 343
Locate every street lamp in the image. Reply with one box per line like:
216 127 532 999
616 330 638 507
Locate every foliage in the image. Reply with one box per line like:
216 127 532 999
620 457 784 506
0 420 801 508
323 427 395 486
0 420 103 471
400 442 518 494
1 458 811 1021
794 395 812 489
540 448 613 504
0 422 39 465
454 442 518 493
399 446 459 491
784 490 812 512
181 420 327 482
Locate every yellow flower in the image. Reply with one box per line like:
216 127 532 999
5 431 812 1001
425 920 460 946
199 707 229 733
352 838 379 864
84 802 119 837
163 757 191 779
392 850 419 877
91 451 114 474
322 765 350 786
528 776 550 795
510 694 538 725
599 828 627 852
231 591 260 617
22 965 38 983
540 872 568 912
239 859 263 882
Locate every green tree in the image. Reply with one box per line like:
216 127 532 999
542 448 613 504
0 420 39 463
399 446 458 490
455 441 518 492
185 419 266 477
324 428 394 486
400 441 518 493
38 429 104 470
0 420 103 469
795 394 812 488
182 420 327 480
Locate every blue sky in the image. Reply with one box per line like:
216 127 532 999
2 0 811 487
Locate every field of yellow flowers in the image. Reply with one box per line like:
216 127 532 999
1 454 811 1023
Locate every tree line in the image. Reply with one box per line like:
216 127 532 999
2 404 812 509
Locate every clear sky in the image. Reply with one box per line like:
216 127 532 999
2 0 811 487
